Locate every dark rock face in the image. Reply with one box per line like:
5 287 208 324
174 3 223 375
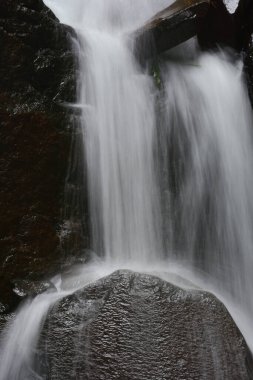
39 271 253 379
0 0 80 312
197 0 253 52
234 0 253 50
245 44 253 106
197 0 237 50
239 0 253 106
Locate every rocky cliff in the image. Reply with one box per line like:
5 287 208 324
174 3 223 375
0 0 80 312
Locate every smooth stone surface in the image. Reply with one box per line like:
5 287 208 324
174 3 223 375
39 270 253 379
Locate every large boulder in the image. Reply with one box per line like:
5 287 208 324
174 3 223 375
0 0 88 313
39 270 253 379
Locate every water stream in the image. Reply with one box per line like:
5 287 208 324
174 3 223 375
1 0 253 378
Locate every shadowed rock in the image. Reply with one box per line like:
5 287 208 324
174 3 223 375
0 0 89 313
133 0 210 61
197 0 237 50
235 0 253 106
39 270 253 379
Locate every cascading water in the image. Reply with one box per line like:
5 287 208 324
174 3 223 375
79 31 162 262
1 0 253 378
50 0 172 263
159 52 253 313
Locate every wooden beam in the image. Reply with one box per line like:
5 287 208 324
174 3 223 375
133 0 210 60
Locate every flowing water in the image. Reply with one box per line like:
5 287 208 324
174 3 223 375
1 0 253 378
224 0 240 13
159 52 253 310
45 0 172 264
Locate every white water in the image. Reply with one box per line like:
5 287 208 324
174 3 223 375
0 293 65 380
79 32 162 261
44 0 172 264
160 53 253 312
1 0 253 378
224 0 240 13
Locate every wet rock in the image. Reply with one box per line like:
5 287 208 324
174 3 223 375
134 0 253 59
12 279 56 298
197 0 253 107
197 0 237 50
245 41 253 106
234 0 253 50
39 270 253 379
197 0 253 52
133 0 210 61
0 0 86 312
235 0 253 106
0 311 14 336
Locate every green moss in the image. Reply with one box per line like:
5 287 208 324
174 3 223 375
151 62 161 89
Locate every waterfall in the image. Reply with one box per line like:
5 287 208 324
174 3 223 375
45 0 172 263
159 52 253 312
0 291 67 380
1 0 253 378
79 30 162 262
